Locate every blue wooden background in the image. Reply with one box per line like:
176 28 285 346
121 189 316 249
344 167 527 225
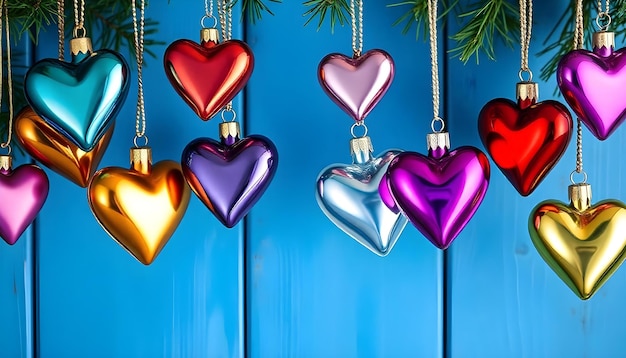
2 0 626 357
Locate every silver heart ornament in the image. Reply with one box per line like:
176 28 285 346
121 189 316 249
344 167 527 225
316 136 407 256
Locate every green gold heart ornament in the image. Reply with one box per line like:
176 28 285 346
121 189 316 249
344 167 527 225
529 183 626 299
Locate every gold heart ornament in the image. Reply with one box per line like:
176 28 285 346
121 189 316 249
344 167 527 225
14 106 114 187
88 147 191 265
529 183 626 299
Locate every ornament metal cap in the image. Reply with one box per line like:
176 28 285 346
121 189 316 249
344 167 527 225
130 147 152 174
569 183 592 211
201 28 220 44
516 82 538 102
0 155 11 171
219 121 240 139
427 132 450 151
593 31 615 50
349 136 373 163
70 37 93 55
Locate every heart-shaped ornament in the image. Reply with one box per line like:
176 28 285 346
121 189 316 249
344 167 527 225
0 156 49 245
24 37 129 151
14 106 113 187
318 49 394 122
181 122 278 228
478 83 572 196
88 148 191 265
164 29 254 121
557 32 626 140
316 136 407 256
383 133 490 249
529 183 626 299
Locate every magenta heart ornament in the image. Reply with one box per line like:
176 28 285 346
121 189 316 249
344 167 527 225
181 134 278 228
318 49 394 122
0 157 49 245
383 145 490 249
557 42 626 140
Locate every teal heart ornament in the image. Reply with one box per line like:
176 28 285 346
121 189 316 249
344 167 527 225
24 37 130 151
315 136 407 256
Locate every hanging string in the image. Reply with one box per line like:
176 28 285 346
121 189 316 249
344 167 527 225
518 0 532 81
427 0 444 132
218 0 235 116
57 0 65 61
350 0 363 57
0 0 14 153
572 0 585 180
596 0 611 31
73 0 86 37
132 0 147 145
201 0 216 28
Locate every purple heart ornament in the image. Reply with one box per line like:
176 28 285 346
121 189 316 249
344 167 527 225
383 133 490 249
0 156 49 245
318 49 394 122
557 33 626 140
181 123 278 228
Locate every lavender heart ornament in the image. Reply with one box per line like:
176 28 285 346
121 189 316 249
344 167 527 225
557 32 626 140
382 133 490 249
181 122 278 228
0 156 49 245
316 137 407 256
318 49 394 122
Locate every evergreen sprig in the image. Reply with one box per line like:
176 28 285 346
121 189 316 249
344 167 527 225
389 0 457 39
303 0 350 32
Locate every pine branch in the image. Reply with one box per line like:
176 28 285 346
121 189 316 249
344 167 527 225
238 0 281 23
389 0 458 40
303 0 350 32
449 0 518 63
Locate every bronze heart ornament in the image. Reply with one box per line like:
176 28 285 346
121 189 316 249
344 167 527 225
529 183 626 299
88 147 191 265
14 106 113 187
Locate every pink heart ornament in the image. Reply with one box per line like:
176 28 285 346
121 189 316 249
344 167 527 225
382 138 490 249
318 49 394 121
0 156 49 245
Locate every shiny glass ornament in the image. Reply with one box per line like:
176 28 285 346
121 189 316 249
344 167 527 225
478 82 572 196
181 122 278 228
529 183 626 299
88 147 191 265
164 28 254 121
382 132 490 249
24 36 130 151
0 155 49 245
316 136 407 256
557 31 626 140
14 106 113 187
318 50 394 122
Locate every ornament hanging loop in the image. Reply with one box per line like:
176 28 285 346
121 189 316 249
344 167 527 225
0 144 11 156
133 135 149 148
201 15 217 29
431 116 445 133
596 13 612 31
570 170 588 185
221 107 237 122
350 121 368 138
202 0 216 28
518 68 533 82
73 26 86 39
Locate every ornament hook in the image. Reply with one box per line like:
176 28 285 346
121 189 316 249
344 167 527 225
350 121 368 138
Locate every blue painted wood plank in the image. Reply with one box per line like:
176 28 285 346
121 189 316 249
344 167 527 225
0 35 37 358
245 3 443 357
34 3 243 357
447 1 626 357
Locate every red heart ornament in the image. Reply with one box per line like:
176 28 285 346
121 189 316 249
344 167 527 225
164 36 254 120
478 94 572 196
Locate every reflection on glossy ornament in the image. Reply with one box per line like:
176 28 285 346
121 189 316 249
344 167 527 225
318 49 394 122
383 132 490 249
181 122 277 228
164 28 254 120
88 147 190 265
316 136 407 256
478 82 572 196
24 37 129 151
14 106 113 187
557 31 626 140
529 183 626 299
0 155 49 245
